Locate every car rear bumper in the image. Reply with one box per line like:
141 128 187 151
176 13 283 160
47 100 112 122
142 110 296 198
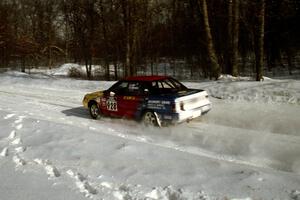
158 103 212 124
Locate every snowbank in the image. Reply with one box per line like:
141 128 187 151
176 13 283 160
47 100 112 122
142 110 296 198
50 63 85 76
185 76 300 105
0 69 300 200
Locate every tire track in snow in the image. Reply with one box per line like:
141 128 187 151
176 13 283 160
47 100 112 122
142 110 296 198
2 114 68 198
0 116 17 158
67 170 97 198
34 159 61 178
13 154 26 166
65 169 209 200
3 115 207 199
3 114 208 199
0 85 297 177
3 113 15 119
4 115 62 180
10 121 26 167
0 147 8 157
1 114 29 168
2 105 293 176
0 89 80 108
8 109 290 175
85 122 298 175
8 130 16 140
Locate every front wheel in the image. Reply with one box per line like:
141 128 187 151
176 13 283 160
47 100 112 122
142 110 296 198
89 102 101 119
142 111 161 127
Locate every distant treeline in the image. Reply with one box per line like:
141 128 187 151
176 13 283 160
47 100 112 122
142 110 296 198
0 0 299 80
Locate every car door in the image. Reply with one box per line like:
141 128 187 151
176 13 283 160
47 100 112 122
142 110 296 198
99 81 144 118
99 81 128 117
116 81 145 119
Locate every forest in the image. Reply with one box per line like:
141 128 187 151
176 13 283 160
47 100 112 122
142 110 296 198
0 0 299 80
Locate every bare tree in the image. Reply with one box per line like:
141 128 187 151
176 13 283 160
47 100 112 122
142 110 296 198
121 0 136 77
64 0 98 79
232 0 240 76
198 0 221 79
97 0 110 80
1 0 299 80
0 1 12 67
255 0 265 81
226 0 240 76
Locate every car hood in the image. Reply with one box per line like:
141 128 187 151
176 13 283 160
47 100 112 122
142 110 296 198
86 91 103 98
83 91 104 108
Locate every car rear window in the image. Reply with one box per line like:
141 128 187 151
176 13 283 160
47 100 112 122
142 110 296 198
148 78 187 95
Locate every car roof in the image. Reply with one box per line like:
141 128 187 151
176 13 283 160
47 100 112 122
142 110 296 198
124 76 169 82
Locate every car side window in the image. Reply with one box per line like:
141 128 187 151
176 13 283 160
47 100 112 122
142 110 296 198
152 79 180 94
169 78 187 90
110 81 128 95
161 80 173 88
149 81 160 95
128 82 142 96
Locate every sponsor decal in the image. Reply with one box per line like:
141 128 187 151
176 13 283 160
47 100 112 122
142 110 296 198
95 97 101 103
123 96 136 100
101 97 107 107
161 101 171 105
163 115 172 120
147 100 171 110
106 97 118 111
148 100 170 105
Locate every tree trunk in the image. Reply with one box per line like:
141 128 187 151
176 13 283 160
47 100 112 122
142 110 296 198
199 0 220 80
131 16 137 76
124 22 132 77
113 61 118 80
150 58 154 76
85 59 92 80
255 0 265 81
122 0 132 77
227 0 239 76
286 48 294 75
48 46 52 69
227 0 233 75
99 0 110 80
231 0 239 76
21 57 26 73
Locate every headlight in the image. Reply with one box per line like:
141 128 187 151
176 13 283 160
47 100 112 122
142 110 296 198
83 95 87 101
96 97 101 103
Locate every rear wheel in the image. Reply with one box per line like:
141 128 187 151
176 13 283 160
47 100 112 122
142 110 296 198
142 111 161 127
89 102 101 119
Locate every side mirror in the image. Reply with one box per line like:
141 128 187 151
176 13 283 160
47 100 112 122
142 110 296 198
144 88 149 94
110 91 115 96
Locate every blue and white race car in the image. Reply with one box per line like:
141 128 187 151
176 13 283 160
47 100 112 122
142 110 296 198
83 76 212 126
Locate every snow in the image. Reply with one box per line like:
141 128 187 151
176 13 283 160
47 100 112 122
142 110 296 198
0 147 8 157
51 63 83 76
0 67 300 200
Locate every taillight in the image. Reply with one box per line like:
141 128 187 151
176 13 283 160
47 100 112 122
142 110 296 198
172 103 176 112
180 102 185 111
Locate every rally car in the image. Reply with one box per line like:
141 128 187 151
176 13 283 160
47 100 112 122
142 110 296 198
82 76 212 126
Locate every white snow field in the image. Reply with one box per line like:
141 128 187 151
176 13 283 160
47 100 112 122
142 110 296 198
0 69 300 200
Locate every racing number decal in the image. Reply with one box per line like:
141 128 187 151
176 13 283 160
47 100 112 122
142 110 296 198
106 97 118 111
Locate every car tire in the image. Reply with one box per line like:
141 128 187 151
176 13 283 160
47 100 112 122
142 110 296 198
89 102 101 119
142 111 161 127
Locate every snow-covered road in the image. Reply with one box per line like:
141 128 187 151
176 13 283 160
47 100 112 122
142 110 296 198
1 72 300 200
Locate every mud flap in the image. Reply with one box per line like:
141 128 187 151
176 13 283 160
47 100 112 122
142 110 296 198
154 112 162 127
